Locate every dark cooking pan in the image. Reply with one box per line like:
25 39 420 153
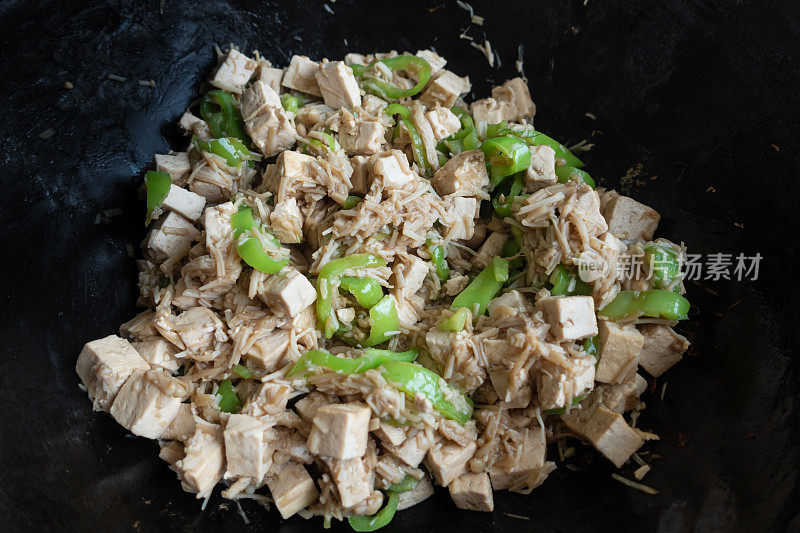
0 0 797 531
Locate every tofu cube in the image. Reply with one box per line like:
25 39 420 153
161 185 206 222
210 49 256 91
264 150 318 195
281 55 322 96
295 103 336 130
178 111 211 138
526 145 557 189
538 296 598 342
372 150 415 189
564 407 643 467
442 196 478 241
316 60 361 109
603 195 660 241
424 441 476 486
224 413 270 480
267 462 319 519
637 324 689 377
203 201 235 248
596 320 644 384
449 472 494 512
597 373 648 414
431 150 489 197
249 382 291 412
392 255 429 300
324 457 372 508
295 392 334 422
373 421 406 447
174 428 226 496
245 104 297 158
536 356 596 410
397 474 434 510
110 370 181 439
258 267 317 318
244 329 291 371
471 231 508 269
487 427 546 490
270 198 304 243
573 185 609 235
240 80 282 119
255 59 284 92
488 368 531 408
131 338 180 373
162 403 196 441
154 152 191 183
470 98 507 124
339 118 387 155
307 403 371 459
349 155 372 194
425 105 461 142
416 49 447 73
172 306 223 353
76 335 150 411
361 94 388 115
487 290 532 318
385 429 432 468
480 338 518 367
420 70 471 108
146 212 199 262
491 77 536 121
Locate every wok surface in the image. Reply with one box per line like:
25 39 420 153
0 0 798 531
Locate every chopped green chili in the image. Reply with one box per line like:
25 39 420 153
193 136 260 168
598 289 690 321
555 164 595 188
452 256 509 316
348 492 399 532
230 206 289 273
644 245 682 292
339 276 385 308
287 347 417 377
199 90 250 144
317 254 387 338
480 136 531 186
426 238 450 282
232 364 254 379
437 307 470 331
145 170 172 225
351 56 432 100
216 379 242 413
342 195 362 210
549 264 592 296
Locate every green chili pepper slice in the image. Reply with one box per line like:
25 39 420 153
437 307 470 331
402 117 429 175
232 364 253 379
145 170 172 225
339 276 385 308
199 90 250 144
236 238 289 274
480 136 532 187
549 264 593 296
287 347 418 377
380 361 474 424
426 238 450 282
492 172 526 218
342 195 362 210
280 93 308 114
348 491 399 532
452 256 509 316
351 56 432 100
583 335 599 360
599 289 690 321
317 254 387 338
555 165 595 188
644 245 681 292
388 475 420 493
193 136 260 168
216 379 242 413
360 295 401 347
384 103 411 119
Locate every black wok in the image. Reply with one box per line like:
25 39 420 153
0 0 798 531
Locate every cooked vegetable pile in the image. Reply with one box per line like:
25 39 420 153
76 46 691 527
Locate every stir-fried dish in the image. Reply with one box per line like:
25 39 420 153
76 47 691 527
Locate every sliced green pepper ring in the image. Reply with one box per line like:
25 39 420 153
339 276 385 308
193 136 260 168
437 307 470 331
351 56 432 100
348 491 399 532
145 170 172 225
199 89 251 144
598 289 690 321
480 136 532 186
555 164 595 188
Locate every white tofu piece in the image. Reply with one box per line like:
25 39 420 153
295 392 335 422
307 403 371 459
471 231 507 269
162 403 196 441
158 440 184 465
488 368 531 408
597 373 647 414
491 77 536 121
76 335 150 411
424 441 476 486
563 406 643 468
155 152 191 183
245 103 296 158
270 198 304 244
470 98 507 124
146 212 199 262
603 195 660 241
120 309 158 341
248 382 291 412
487 427 546 490
131 338 180 372
573 185 609 235
240 80 282 119
373 421 406 447
385 429 432 468
425 105 461 142
480 338 518 368
431 150 489 197
267 462 319 518
441 196 478 241
295 103 336 130
110 370 181 439
263 150 318 195
324 457 372 508
449 472 494 512
243 329 291 371
361 94 388 115
536 356 596 410
282 55 322 96
397 474 434 510
596 320 644 384
224 413 270 480
210 49 256 92
526 145 557 189
255 59 284 92
258 267 316 318
175 428 226 496
316 60 361 109
538 296 598 342
161 185 206 222
178 112 211 139
421 70 471 108
392 255 428 300
372 150 415 189
203 201 235 249
487 290 533 318
637 324 689 377
339 118 387 155
173 306 224 353
416 49 447 73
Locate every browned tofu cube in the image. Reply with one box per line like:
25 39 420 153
420 70 471 108
424 441 476 486
259 267 317 318
431 150 489 197
323 457 372 508
267 462 319 518
174 428 226 496
210 49 256 91
281 55 321 96
488 427 546 490
449 472 494 512
223 413 271 480
565 406 644 468
637 324 689 377
603 195 660 241
307 403 371 459
315 60 361 109
596 320 644 384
